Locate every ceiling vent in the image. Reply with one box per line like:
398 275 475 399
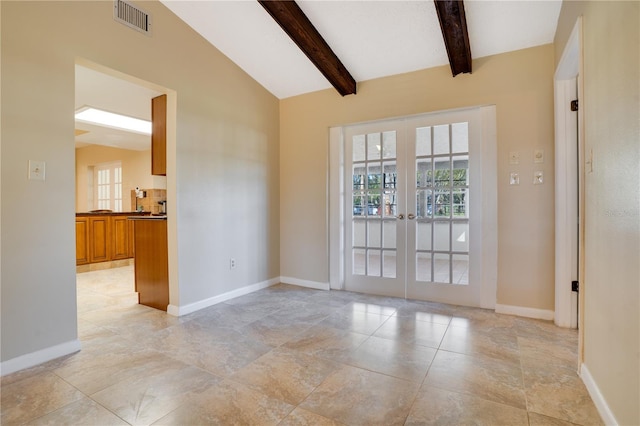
113 0 151 35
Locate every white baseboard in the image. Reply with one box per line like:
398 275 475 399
0 339 81 377
280 276 330 291
495 303 554 321
167 277 280 317
581 363 618 426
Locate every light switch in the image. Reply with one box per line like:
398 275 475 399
509 172 520 185
28 160 46 181
534 149 544 163
509 151 520 165
533 171 544 185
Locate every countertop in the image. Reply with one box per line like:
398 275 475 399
128 215 167 220
76 211 151 217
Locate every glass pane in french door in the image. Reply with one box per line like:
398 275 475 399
345 122 406 298
411 123 469 285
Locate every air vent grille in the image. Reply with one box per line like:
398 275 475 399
114 0 151 35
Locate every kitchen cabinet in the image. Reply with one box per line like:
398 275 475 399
111 215 130 260
151 94 167 176
76 212 144 265
131 217 169 311
76 217 90 265
89 216 111 263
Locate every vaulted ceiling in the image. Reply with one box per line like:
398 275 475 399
161 0 562 99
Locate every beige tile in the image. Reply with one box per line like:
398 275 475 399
91 364 221 425
152 379 294 425
260 284 321 302
187 302 273 330
341 301 398 316
318 309 391 335
271 299 338 323
76 319 118 342
528 412 583 426
0 268 594 426
450 310 516 334
279 407 346 426
300 364 420 426
344 335 436 382
526 382 603 425
139 323 272 377
305 290 359 308
440 325 520 365
515 318 579 344
393 299 458 319
373 315 448 348
0 372 84 425
518 336 578 366
54 344 182 395
406 386 529 426
238 313 318 347
230 348 339 405
424 350 526 409
282 324 368 362
521 355 583 389
29 396 128 425
0 354 74 387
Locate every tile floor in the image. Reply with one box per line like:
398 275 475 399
1 266 602 425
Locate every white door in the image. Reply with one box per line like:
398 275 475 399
344 120 407 298
343 109 491 307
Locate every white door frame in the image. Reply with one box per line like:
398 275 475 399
329 106 497 309
554 17 584 331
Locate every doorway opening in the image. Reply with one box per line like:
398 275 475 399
554 17 584 333
74 59 176 323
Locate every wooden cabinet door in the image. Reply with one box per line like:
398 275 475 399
89 216 111 263
76 217 90 265
151 94 167 176
111 216 130 260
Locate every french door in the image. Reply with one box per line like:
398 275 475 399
344 109 487 306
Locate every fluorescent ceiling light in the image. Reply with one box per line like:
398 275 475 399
75 107 151 135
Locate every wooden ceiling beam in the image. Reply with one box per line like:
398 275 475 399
258 0 357 96
434 0 472 76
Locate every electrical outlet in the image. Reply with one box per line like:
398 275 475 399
230 258 236 269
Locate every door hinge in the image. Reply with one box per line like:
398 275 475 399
571 100 579 111
571 280 580 292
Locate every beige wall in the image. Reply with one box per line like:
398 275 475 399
1 1 279 363
75 145 162 212
281 44 556 310
555 2 639 424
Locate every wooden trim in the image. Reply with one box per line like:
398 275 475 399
258 0 356 96
434 0 472 76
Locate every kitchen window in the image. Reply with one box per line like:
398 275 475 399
95 161 122 211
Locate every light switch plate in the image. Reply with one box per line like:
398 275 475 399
28 160 46 181
509 151 520 165
509 172 520 185
534 149 544 163
533 171 544 185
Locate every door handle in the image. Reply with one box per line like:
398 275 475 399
408 213 416 220
396 214 405 220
